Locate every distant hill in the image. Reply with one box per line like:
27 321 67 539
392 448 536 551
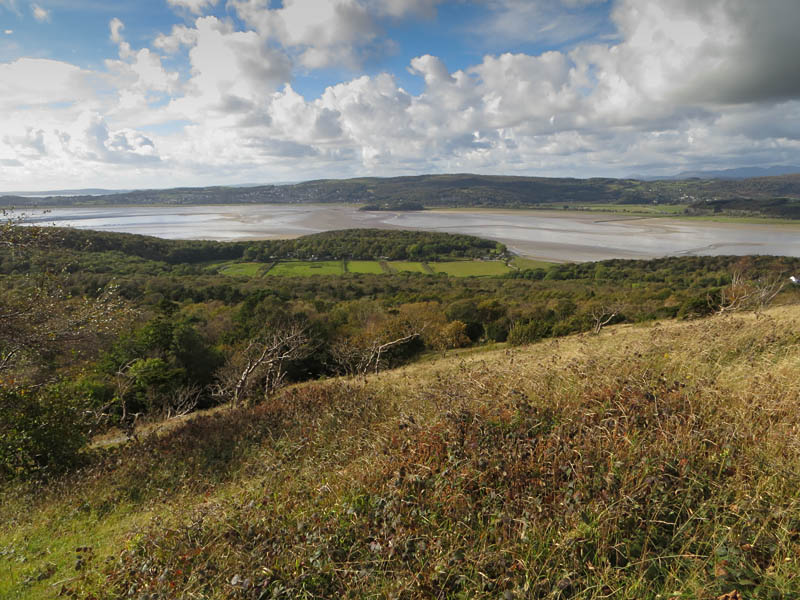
641 165 800 180
1 188 132 197
5 173 800 217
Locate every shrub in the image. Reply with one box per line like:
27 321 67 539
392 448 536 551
507 319 551 345
0 382 92 479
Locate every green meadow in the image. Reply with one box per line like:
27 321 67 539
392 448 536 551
345 260 387 274
216 261 270 277
266 260 345 276
430 260 511 276
213 258 536 277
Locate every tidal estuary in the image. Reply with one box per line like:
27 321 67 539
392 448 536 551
18 204 800 262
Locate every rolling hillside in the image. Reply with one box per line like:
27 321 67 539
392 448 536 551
3 304 800 598
5 173 800 216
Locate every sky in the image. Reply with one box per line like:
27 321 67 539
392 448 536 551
1 0 800 191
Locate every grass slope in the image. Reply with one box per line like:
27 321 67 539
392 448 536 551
4 306 800 598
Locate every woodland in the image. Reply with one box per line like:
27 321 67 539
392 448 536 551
2 218 800 598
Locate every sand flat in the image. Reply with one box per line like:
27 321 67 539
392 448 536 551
17 204 800 262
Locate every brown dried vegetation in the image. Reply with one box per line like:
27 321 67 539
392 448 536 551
4 307 800 599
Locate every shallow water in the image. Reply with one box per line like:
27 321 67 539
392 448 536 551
16 204 800 262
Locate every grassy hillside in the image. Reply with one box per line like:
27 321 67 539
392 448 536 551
3 304 800 598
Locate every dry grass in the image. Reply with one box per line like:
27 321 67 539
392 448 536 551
3 307 800 599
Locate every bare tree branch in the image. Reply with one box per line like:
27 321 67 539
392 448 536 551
213 324 310 406
590 303 623 334
717 270 786 314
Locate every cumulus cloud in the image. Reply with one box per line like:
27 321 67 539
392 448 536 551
3 127 47 156
153 24 197 53
229 0 389 69
0 58 96 110
174 17 291 111
608 0 800 105
108 17 133 58
4 0 800 189
105 17 180 110
32 4 50 22
3 29 12 34
59 111 160 164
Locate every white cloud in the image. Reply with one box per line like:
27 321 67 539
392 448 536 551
0 58 97 110
108 17 135 59
3 127 47 157
109 17 124 44
229 0 388 69
37 111 159 165
166 0 218 15
175 16 291 109
32 3 50 22
153 24 197 53
481 0 611 46
4 0 800 189
3 29 12 34
609 0 800 105
104 17 180 118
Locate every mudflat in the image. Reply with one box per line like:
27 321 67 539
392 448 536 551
19 204 800 262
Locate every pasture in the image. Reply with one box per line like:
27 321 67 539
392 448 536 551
430 260 511 276
213 258 548 278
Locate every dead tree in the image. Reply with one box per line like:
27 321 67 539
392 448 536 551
717 271 786 314
753 275 786 312
331 327 422 378
368 332 421 375
214 324 309 407
590 303 622 334
163 384 203 420
331 331 420 377
717 271 757 314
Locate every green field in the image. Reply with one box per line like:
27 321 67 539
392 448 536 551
216 262 268 276
345 260 386 274
544 203 689 215
510 257 558 270
268 260 344 276
391 261 430 273
220 259 558 278
430 260 511 276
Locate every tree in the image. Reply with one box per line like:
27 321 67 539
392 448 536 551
331 330 421 377
429 320 470 355
589 302 624 334
213 324 310 406
1 216 126 383
330 307 427 377
0 214 127 477
717 270 785 314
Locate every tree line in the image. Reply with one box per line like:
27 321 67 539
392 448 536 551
5 227 504 265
